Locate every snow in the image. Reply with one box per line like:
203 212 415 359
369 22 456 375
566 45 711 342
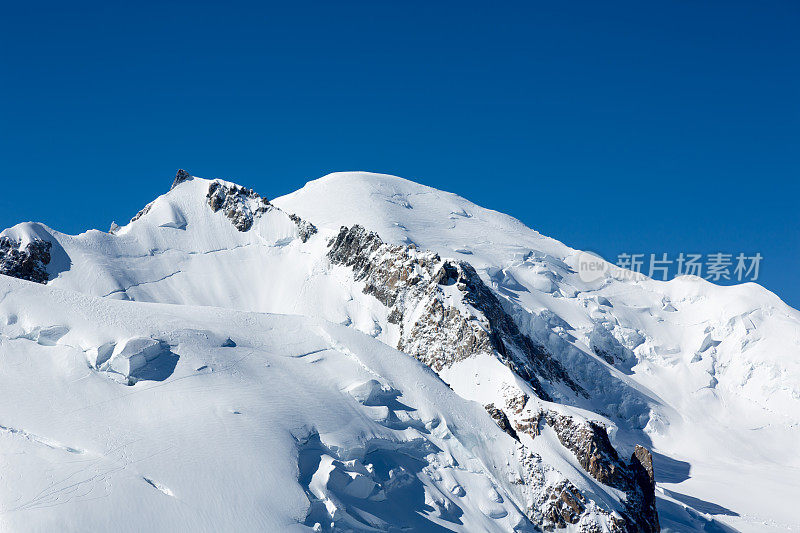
0 170 798 531
275 172 800 532
0 276 538 531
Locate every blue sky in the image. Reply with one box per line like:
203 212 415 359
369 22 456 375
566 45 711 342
1 1 798 306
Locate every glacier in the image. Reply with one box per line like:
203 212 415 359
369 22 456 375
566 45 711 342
0 170 797 532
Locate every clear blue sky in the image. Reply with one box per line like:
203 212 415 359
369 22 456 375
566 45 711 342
1 1 798 306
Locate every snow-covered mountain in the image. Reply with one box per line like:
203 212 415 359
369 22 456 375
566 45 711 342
0 170 797 532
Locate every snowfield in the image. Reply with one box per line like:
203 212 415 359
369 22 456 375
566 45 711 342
0 170 797 532
0 276 549 531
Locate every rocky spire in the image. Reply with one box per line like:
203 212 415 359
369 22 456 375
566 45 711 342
170 169 192 190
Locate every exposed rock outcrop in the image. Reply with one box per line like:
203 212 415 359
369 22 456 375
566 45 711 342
0 237 52 284
204 181 319 239
630 445 659 532
517 446 627 532
126 175 319 245
327 225 584 401
129 202 153 223
544 412 628 487
170 168 192 190
206 181 272 232
323 225 663 530
543 480 587 528
288 213 318 243
485 403 519 440
513 408 660 532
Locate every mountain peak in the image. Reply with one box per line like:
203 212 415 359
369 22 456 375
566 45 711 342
0 169 797 531
170 168 193 190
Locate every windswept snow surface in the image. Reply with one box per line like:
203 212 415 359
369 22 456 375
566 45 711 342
0 171 798 531
0 276 554 532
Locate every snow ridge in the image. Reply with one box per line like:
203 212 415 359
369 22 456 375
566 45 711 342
0 169 797 532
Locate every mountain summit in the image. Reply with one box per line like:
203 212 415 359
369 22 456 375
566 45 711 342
0 170 797 532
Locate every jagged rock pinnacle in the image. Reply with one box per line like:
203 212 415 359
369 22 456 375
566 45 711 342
170 169 192 190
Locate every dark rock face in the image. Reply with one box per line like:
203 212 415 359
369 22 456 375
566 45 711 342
434 260 585 400
288 213 318 243
631 445 659 532
327 225 583 401
517 446 626 531
485 403 519 440
0 237 52 284
170 169 192 190
544 412 628 487
206 181 272 232
632 445 655 485
515 410 660 532
544 480 587 528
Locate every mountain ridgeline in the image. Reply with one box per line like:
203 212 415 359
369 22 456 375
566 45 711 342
0 169 797 532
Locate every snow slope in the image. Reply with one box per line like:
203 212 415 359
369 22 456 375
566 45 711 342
0 170 798 531
0 275 600 532
277 172 800 532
